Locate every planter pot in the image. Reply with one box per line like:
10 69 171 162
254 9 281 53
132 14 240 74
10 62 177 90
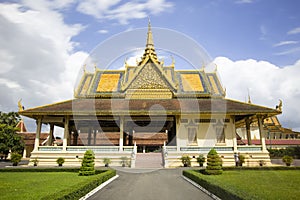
199 163 204 167
12 163 18 166
105 164 109 167
286 163 291 166
122 164 125 167
33 163 37 166
58 164 63 167
184 164 188 167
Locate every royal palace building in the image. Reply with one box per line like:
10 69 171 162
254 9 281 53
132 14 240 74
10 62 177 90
19 22 281 167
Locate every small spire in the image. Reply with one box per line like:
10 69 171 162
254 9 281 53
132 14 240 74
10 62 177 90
247 89 252 104
146 18 154 48
139 18 160 65
94 63 97 71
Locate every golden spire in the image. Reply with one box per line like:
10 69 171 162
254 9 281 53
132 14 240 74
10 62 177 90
146 18 154 49
139 18 160 65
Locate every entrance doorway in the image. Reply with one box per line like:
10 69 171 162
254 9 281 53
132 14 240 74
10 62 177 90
123 115 176 147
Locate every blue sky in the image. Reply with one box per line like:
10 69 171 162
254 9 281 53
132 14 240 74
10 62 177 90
0 0 300 132
61 0 300 66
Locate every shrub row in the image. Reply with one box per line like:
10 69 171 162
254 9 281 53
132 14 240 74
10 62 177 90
183 170 241 200
268 147 300 158
222 166 300 171
41 169 116 200
0 167 107 173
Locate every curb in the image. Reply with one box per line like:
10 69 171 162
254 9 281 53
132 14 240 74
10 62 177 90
80 174 119 200
181 175 221 200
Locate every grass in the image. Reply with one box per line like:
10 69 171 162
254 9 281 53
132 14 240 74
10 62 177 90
184 169 300 200
0 171 113 200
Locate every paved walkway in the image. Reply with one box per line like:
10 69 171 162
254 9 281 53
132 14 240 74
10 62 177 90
88 168 213 200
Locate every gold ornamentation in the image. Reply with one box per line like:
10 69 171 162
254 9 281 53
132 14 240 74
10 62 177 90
18 99 24 111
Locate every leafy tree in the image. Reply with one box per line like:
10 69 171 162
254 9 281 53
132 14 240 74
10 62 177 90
205 148 223 175
79 150 95 176
0 112 21 127
0 111 24 159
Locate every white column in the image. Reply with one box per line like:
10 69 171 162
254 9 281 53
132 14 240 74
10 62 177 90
258 116 267 152
34 117 42 151
63 116 69 151
119 116 124 152
232 117 238 152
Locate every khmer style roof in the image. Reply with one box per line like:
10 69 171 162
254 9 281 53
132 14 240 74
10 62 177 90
19 21 281 120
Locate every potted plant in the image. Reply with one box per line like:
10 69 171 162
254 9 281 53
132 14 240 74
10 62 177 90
120 157 128 167
56 157 65 167
196 154 206 167
11 153 22 166
282 155 293 166
31 158 39 166
180 155 191 167
103 158 111 167
258 160 266 167
238 154 245 166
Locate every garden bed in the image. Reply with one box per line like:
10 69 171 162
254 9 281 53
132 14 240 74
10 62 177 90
0 168 116 200
183 169 300 200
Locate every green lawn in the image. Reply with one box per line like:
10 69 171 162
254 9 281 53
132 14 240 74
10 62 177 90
184 170 300 200
0 171 110 200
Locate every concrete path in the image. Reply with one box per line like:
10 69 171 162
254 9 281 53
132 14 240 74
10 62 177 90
88 168 213 200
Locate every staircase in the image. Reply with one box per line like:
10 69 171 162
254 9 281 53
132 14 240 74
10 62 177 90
135 153 163 168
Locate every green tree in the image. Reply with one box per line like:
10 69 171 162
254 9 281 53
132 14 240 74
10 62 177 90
79 150 95 176
205 148 223 175
0 112 21 127
0 111 24 159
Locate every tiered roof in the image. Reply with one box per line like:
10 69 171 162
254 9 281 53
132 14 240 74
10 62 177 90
19 22 281 122
75 20 225 99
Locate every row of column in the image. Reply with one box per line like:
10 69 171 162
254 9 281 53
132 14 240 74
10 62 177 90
34 116 125 152
232 115 267 152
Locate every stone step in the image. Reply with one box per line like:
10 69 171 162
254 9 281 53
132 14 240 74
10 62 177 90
135 153 163 168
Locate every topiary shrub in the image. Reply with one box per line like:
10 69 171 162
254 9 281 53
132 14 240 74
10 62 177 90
56 157 65 166
282 155 293 166
79 150 95 176
120 156 129 167
196 154 206 167
205 148 223 175
10 152 22 166
180 155 191 167
238 154 245 166
103 158 111 167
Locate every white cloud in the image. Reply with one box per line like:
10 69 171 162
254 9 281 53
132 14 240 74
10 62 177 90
273 40 298 47
287 27 300 35
275 47 300 56
98 29 108 34
215 57 300 131
235 0 254 4
76 0 173 24
0 1 86 115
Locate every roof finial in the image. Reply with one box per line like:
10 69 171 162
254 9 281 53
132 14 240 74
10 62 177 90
18 98 24 111
276 99 282 111
146 17 154 48
247 89 252 104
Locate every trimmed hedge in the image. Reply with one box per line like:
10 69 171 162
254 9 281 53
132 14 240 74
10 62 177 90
268 147 300 159
0 167 86 173
183 170 241 200
41 169 116 200
222 166 300 171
